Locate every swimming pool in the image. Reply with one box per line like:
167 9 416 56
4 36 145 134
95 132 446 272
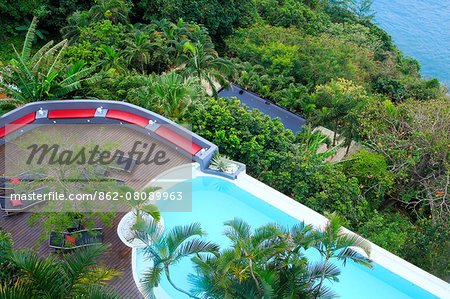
134 176 439 298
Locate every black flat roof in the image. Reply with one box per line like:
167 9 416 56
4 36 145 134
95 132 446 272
218 83 306 133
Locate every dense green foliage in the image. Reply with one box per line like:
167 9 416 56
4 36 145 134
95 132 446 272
226 25 377 87
0 229 17 286
0 0 448 284
0 243 120 298
0 17 99 107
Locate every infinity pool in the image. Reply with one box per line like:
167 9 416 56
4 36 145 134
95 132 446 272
135 176 438 298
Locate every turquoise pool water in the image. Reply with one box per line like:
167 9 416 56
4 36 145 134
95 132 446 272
135 177 438 298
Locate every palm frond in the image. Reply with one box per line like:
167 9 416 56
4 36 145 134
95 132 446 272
139 204 161 222
30 40 54 66
133 217 164 246
174 239 219 261
166 223 205 254
45 39 68 78
336 247 372 268
76 286 122 299
0 281 35 299
52 81 83 98
141 263 164 290
22 16 38 60
9 250 63 296
61 244 111 290
224 218 251 242
82 266 122 285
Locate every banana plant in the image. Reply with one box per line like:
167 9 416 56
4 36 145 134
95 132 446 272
0 17 100 109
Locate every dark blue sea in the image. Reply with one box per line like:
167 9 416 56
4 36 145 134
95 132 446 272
372 0 450 87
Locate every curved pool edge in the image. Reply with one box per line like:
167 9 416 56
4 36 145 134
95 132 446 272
127 163 449 298
234 171 449 298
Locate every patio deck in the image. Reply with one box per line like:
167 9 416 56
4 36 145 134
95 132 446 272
0 123 192 298
0 211 142 298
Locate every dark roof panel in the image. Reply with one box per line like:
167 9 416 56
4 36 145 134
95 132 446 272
218 84 306 133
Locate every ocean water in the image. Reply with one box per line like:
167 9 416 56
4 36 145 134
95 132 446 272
135 176 437 298
372 0 450 87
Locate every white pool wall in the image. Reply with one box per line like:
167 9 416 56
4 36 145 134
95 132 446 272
129 163 450 298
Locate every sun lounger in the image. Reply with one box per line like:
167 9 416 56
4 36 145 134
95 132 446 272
0 188 47 215
49 228 103 249
0 171 45 188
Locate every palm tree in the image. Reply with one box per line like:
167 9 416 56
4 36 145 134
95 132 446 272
118 185 162 223
223 219 288 295
312 212 372 298
99 44 125 73
177 32 232 98
192 219 327 298
296 125 340 163
0 17 100 108
133 219 219 298
134 71 202 121
313 78 367 147
123 32 154 73
61 11 92 45
89 0 130 24
2 244 120 298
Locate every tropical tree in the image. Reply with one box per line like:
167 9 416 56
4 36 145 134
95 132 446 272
1 244 120 298
118 185 162 223
312 212 372 298
61 11 92 45
313 78 368 147
133 71 202 121
359 98 450 225
0 17 100 108
133 219 219 298
123 32 155 73
100 44 125 73
296 125 340 163
192 219 339 298
89 0 131 24
177 30 232 98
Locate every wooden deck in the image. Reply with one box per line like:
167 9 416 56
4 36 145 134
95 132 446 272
0 211 143 298
0 124 192 298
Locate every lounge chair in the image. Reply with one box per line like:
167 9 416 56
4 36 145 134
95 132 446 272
49 228 103 250
0 188 47 215
0 171 45 189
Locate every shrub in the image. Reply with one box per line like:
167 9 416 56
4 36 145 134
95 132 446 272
210 154 233 172
0 228 16 285
401 218 450 280
357 210 413 255
344 150 394 209
225 24 377 87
